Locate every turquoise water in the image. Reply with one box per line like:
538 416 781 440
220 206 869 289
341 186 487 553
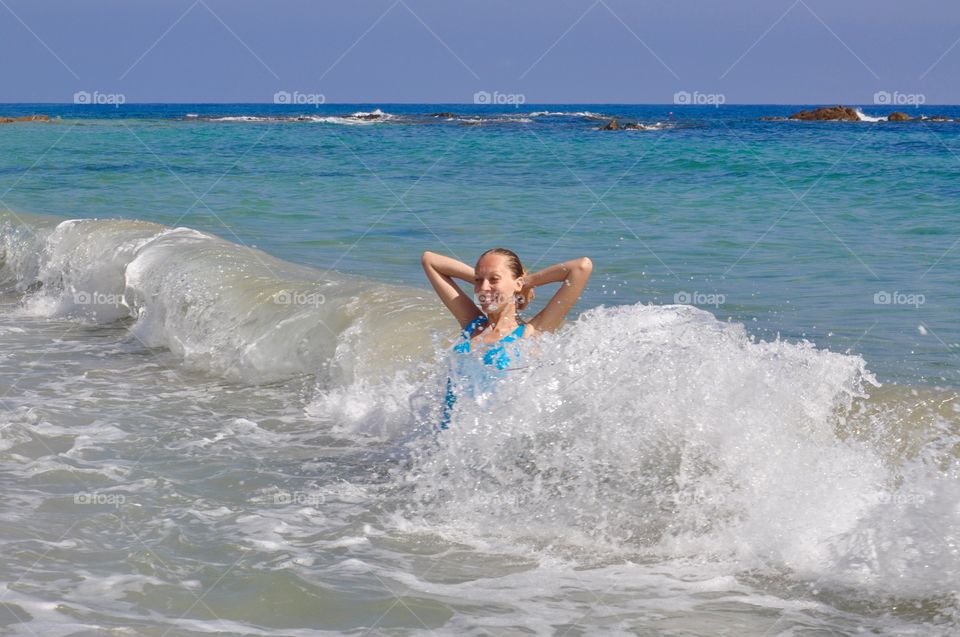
1 104 958 383
1 105 959 635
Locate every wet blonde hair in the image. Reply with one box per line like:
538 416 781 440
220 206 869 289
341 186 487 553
478 248 534 311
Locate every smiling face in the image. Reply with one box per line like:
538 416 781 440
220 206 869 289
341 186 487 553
474 253 523 313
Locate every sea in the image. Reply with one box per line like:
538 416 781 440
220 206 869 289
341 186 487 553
0 103 958 636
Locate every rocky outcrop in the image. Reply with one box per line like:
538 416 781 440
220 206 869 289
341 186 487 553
762 108 960 123
429 112 456 118
789 106 861 121
887 113 957 122
598 118 657 131
0 115 50 124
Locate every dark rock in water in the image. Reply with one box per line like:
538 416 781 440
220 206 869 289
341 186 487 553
927 115 951 122
789 106 860 121
429 112 456 118
759 116 787 121
887 112 911 121
623 122 646 130
600 118 620 130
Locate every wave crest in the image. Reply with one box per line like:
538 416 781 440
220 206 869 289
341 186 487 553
2 216 438 382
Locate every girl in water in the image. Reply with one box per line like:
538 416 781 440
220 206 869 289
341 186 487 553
421 248 593 427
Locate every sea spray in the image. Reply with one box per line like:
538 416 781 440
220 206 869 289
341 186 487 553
392 304 960 603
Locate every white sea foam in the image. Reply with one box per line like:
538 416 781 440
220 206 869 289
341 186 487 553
349 108 392 119
529 110 606 119
200 110 395 125
207 115 274 122
305 115 382 125
855 109 886 122
456 115 534 125
390 303 960 600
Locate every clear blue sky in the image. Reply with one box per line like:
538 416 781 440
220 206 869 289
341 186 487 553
1 0 957 104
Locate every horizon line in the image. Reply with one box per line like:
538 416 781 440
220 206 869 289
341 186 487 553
0 101 954 107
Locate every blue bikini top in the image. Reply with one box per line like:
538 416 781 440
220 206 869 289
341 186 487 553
453 315 526 370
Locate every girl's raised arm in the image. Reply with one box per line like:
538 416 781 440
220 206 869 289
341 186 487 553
526 257 593 333
421 251 482 330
